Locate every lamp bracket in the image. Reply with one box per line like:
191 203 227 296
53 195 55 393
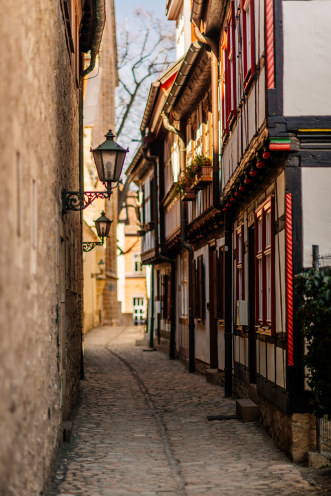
82 241 104 252
62 187 117 214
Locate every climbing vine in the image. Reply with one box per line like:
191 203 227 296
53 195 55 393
296 268 331 418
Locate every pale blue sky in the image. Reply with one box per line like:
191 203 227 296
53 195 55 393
115 0 166 25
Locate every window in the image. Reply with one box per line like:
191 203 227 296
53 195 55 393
194 255 205 321
255 197 274 333
60 0 81 82
150 177 155 225
180 253 188 317
133 253 143 272
236 224 245 301
162 274 172 320
133 298 145 324
217 247 226 321
141 186 146 225
220 1 236 133
242 0 255 87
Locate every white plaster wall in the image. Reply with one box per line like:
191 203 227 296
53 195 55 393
302 167 331 267
283 1 331 116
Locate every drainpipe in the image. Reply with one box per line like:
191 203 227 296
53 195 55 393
194 24 233 396
150 266 155 349
193 26 222 211
141 139 176 357
162 113 195 373
80 0 106 81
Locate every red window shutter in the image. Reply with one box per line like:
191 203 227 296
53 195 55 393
255 197 275 333
221 34 228 135
230 1 237 116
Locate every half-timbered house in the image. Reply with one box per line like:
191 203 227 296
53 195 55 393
129 0 331 462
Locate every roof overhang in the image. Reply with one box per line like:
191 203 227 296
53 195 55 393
163 42 211 121
166 0 183 20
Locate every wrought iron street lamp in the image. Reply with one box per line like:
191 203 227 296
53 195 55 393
82 211 112 252
62 130 129 213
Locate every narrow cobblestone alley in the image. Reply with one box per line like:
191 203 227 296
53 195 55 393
50 326 331 496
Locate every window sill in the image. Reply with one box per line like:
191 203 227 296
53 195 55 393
256 325 272 336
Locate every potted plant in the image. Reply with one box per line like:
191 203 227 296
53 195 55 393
191 154 213 188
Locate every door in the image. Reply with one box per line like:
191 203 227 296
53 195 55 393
209 245 218 368
248 225 257 383
133 297 145 325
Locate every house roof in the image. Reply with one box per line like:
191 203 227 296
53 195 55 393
191 0 226 37
162 41 211 121
140 59 184 135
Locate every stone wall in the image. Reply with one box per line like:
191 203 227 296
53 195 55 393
0 1 83 493
233 376 317 462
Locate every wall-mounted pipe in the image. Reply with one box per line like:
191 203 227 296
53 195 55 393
162 113 195 373
194 25 221 211
80 0 106 81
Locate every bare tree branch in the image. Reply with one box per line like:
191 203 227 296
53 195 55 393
116 9 175 145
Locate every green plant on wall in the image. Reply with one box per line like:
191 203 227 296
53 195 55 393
173 155 212 198
296 268 331 418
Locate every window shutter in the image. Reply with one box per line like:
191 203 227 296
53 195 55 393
194 259 199 318
166 275 172 320
198 255 205 321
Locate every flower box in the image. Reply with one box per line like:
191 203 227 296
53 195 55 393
182 186 196 201
192 165 213 189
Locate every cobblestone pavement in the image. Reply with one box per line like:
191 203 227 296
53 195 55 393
49 326 331 496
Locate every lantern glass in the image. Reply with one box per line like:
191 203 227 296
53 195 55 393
94 211 112 239
91 130 129 187
102 150 117 182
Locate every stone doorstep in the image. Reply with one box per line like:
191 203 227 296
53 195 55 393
62 421 73 443
236 398 259 422
308 451 331 468
206 368 219 385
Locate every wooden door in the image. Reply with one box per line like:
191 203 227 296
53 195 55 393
209 245 218 368
248 225 257 383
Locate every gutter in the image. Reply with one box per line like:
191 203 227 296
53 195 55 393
194 23 232 397
191 0 204 27
162 42 202 117
193 25 221 211
162 113 195 373
140 82 161 134
80 0 106 81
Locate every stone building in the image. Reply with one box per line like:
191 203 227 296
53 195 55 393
0 1 107 493
83 0 119 328
117 190 147 325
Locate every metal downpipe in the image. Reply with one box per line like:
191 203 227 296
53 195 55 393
224 211 233 396
162 113 195 372
194 26 222 211
80 0 106 81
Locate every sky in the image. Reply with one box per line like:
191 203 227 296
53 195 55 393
115 0 166 26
